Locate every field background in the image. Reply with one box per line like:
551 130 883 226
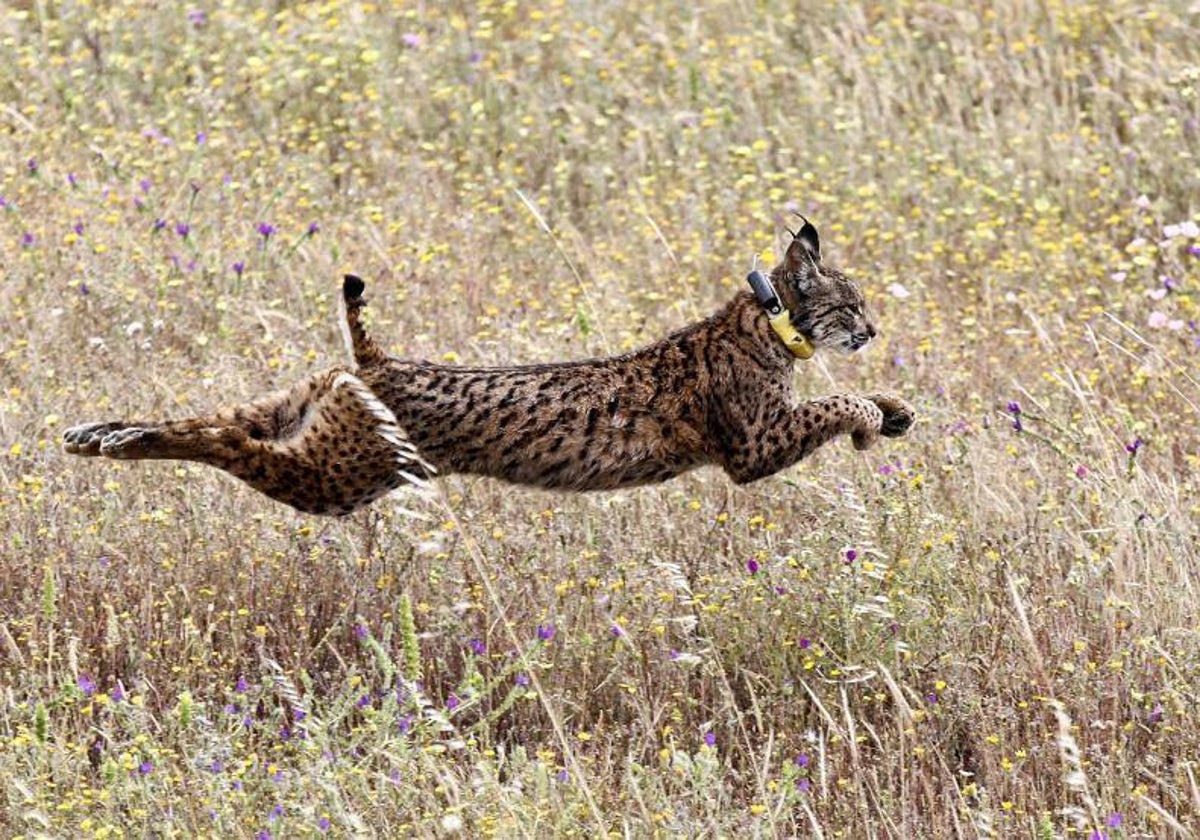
3 1 1200 837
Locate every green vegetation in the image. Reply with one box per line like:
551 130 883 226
2 1 1199 836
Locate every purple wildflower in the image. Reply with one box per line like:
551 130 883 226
468 638 486 656
796 753 810 767
112 682 125 702
235 675 248 693
515 673 530 687
175 222 190 239
609 623 624 638
469 50 483 64
67 173 78 188
209 759 223 773
1190 244 1200 257
196 131 207 145
21 232 34 248
401 32 422 48
845 548 857 563
138 760 153 775
1106 813 1123 828
398 715 411 734
536 623 556 642
78 674 96 696
318 817 331 832
799 637 811 649
269 804 283 820
703 731 716 747
356 694 371 708
1006 401 1023 432
139 179 151 194
153 218 167 233
306 221 320 236
73 221 84 235
353 623 368 640
1075 464 1089 479
255 831 271 840
27 158 37 174
188 9 207 26
798 778 812 793
257 222 276 239
446 693 460 711
746 558 760 575
1125 437 1143 454
0 195 7 208
293 708 306 722
232 260 245 277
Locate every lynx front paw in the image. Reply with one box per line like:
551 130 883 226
63 422 125 456
867 393 914 438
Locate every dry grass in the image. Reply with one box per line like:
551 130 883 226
2 0 1200 837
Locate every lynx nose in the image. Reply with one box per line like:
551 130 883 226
850 324 876 349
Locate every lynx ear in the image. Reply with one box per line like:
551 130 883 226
784 214 820 267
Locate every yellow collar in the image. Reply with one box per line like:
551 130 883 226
766 308 815 359
747 267 815 360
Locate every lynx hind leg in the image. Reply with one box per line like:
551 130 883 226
63 370 431 516
234 371 435 516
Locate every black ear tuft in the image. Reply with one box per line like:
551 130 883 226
792 213 820 263
343 274 365 302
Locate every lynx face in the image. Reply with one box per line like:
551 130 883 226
772 221 877 355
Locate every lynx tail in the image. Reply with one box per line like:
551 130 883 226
342 275 389 368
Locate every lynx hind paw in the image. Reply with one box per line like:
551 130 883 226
867 393 915 438
63 422 125 456
97 427 160 458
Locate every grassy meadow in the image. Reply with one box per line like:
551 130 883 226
3 0 1200 836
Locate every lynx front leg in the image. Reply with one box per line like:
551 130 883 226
721 393 913 484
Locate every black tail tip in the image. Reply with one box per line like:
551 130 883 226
343 274 365 301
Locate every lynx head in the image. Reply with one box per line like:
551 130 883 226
770 218 876 354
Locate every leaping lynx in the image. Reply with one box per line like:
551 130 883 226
63 219 914 515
